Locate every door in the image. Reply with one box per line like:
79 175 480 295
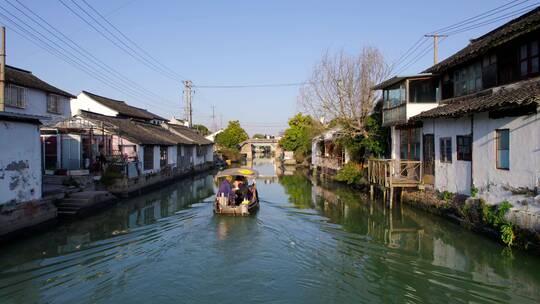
61 135 81 170
423 134 435 184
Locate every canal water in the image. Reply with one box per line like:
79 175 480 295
1 159 540 304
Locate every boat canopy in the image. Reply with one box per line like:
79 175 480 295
215 167 259 179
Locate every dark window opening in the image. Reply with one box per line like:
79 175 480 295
496 129 509 170
519 40 539 78
440 137 452 163
144 145 154 170
456 135 472 161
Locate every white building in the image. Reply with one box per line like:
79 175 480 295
71 91 167 125
4 65 74 125
372 8 540 210
0 112 57 238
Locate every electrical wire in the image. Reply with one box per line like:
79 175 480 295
6 0 176 107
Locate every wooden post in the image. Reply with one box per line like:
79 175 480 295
0 26 5 112
370 184 374 200
389 187 394 209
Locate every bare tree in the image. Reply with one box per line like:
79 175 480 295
298 47 389 136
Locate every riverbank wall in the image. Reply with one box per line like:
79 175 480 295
0 163 216 243
311 167 540 254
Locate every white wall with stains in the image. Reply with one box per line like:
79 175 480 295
473 110 540 194
0 120 42 205
423 117 473 195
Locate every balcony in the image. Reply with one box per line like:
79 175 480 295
376 74 441 127
383 103 439 127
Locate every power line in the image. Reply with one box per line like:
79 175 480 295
391 1 539 74
443 3 540 36
428 0 529 34
194 82 312 89
6 0 175 107
57 0 183 83
0 8 174 112
79 0 186 81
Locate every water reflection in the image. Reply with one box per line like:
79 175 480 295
279 172 540 303
0 174 215 267
1 163 539 304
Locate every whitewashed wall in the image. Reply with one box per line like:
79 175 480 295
423 117 472 195
0 120 42 204
71 92 118 117
390 126 400 160
406 103 439 120
6 87 70 125
473 110 540 192
168 146 177 167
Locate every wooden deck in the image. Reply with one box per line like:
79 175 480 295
368 159 423 208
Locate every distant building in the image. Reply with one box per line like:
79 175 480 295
71 91 167 125
311 127 350 173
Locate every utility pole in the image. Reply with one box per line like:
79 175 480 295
210 105 217 132
425 34 447 65
183 80 193 127
0 27 6 112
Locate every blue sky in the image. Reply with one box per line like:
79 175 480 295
1 0 531 135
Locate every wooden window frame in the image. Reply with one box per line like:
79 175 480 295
519 40 540 78
439 137 452 163
47 94 62 114
496 129 510 170
5 84 27 108
456 135 472 161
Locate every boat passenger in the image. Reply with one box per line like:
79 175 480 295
234 177 250 205
217 176 233 203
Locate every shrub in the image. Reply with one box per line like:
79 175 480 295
334 162 363 185
440 191 454 203
100 167 123 187
501 223 515 247
471 185 479 198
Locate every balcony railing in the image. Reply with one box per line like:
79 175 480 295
368 159 422 188
382 104 407 126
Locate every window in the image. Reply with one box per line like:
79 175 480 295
456 135 472 161
399 128 421 160
143 145 154 170
496 129 509 169
384 83 406 108
47 94 62 114
454 62 482 96
519 40 539 77
440 137 452 163
196 145 205 156
160 146 168 168
5 84 27 108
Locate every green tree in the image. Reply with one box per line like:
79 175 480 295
252 133 266 139
279 114 318 161
193 124 210 136
215 120 249 150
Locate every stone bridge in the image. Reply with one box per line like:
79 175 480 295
239 138 280 159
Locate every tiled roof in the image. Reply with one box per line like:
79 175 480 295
78 111 189 145
82 91 163 121
166 123 214 145
411 77 540 120
425 7 540 74
6 65 75 98
0 111 44 124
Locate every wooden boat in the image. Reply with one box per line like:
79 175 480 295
214 168 260 216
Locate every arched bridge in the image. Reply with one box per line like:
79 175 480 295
239 138 280 159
